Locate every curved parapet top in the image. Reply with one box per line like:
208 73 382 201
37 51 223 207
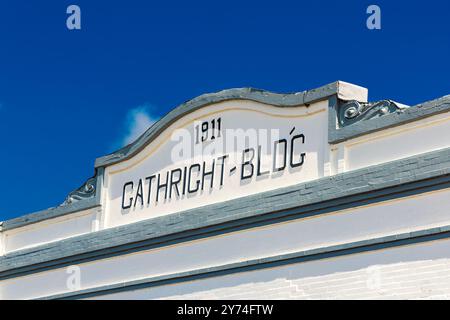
94 81 368 168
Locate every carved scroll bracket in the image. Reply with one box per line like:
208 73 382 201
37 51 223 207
61 175 97 206
338 100 409 127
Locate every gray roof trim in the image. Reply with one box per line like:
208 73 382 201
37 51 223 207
329 94 450 144
40 224 450 300
94 81 348 168
1 200 99 232
1 147 449 278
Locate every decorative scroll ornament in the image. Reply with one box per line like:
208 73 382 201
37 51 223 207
338 100 408 127
61 176 96 206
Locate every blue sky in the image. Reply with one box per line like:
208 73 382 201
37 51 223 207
0 0 449 220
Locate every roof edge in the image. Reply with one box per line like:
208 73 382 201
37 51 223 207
94 81 368 168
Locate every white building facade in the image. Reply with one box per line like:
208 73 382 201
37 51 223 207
1 81 450 300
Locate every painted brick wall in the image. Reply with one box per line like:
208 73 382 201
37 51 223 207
90 236 450 300
160 259 450 300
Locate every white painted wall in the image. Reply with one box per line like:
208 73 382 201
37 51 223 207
345 112 450 171
104 100 329 228
2 188 450 299
92 236 450 300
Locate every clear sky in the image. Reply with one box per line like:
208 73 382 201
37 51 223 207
0 0 449 220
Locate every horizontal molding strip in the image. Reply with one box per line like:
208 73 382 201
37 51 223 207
40 224 450 300
1 147 450 280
